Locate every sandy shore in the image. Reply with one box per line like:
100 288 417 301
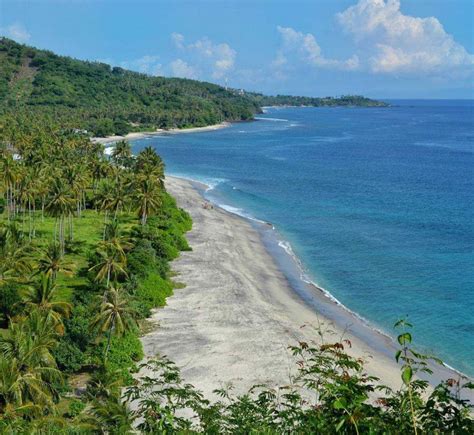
140 176 410 398
91 122 230 145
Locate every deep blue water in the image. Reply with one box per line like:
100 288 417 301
132 100 474 376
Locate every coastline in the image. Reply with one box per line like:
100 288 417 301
142 175 406 398
141 175 473 401
91 122 230 145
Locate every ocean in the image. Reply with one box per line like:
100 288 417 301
131 100 474 377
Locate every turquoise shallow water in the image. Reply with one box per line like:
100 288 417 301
132 100 474 376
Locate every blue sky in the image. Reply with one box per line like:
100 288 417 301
1 0 473 98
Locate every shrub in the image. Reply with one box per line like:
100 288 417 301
53 339 86 373
0 282 22 326
133 272 173 318
127 239 156 278
94 332 144 383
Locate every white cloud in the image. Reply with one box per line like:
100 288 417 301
170 59 197 79
121 55 163 76
274 26 359 73
171 32 185 49
337 0 474 75
1 23 31 42
171 34 236 79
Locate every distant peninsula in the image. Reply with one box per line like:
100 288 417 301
0 37 387 137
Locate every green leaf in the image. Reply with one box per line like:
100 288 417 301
397 332 412 346
333 397 347 410
402 366 413 385
395 350 402 363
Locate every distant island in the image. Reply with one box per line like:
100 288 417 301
0 38 386 137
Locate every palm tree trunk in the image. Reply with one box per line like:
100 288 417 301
104 322 114 360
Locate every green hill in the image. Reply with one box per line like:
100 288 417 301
0 38 260 136
0 38 387 137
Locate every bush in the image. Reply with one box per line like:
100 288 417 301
127 239 156 278
53 339 86 373
95 332 144 383
0 282 22 326
133 272 173 318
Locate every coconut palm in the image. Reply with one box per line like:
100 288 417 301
103 220 131 255
0 155 20 220
0 313 63 412
45 178 75 255
133 176 162 226
111 140 132 168
135 146 165 183
89 244 127 290
90 286 137 359
37 242 74 281
21 274 71 334
0 223 32 285
94 179 115 238
110 176 130 219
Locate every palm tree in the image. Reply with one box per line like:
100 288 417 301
111 140 132 168
45 178 75 255
110 176 130 219
0 313 63 412
37 242 73 281
94 179 115 239
0 155 20 220
89 244 127 290
136 146 165 185
21 274 71 334
90 287 137 359
0 223 32 285
103 220 131 254
133 176 162 226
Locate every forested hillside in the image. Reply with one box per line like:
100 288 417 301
0 38 260 136
0 38 389 137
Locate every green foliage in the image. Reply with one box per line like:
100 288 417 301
0 282 23 325
53 339 86 373
123 326 473 434
247 92 389 107
133 272 173 318
98 331 144 383
0 38 260 136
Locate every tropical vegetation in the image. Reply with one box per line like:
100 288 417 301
0 37 471 434
1 37 387 139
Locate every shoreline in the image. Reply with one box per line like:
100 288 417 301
91 122 230 145
182 176 473 387
140 175 473 401
140 176 406 398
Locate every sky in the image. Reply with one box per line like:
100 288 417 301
1 0 473 98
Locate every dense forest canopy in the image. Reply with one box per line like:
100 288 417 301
1 38 386 137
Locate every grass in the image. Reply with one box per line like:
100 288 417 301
1 209 138 302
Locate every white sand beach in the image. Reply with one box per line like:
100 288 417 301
141 176 409 399
91 122 230 145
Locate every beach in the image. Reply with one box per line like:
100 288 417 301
141 176 409 398
91 122 230 145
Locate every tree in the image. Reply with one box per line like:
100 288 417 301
0 223 32 285
37 242 73 282
89 243 127 290
0 313 63 413
133 176 162 226
90 287 137 359
135 146 165 185
45 178 75 255
111 140 132 168
21 274 71 334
